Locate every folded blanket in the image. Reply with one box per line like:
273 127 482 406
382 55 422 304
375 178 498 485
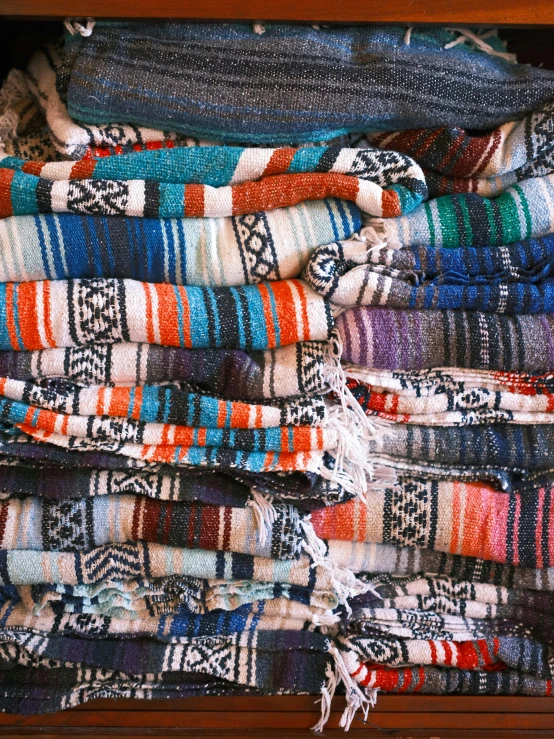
344 365 554 425
371 103 554 198
343 664 554 695
306 236 554 312
0 342 329 400
327 541 554 592
346 574 554 643
0 434 355 509
0 667 254 714
0 542 366 607
0 376 327 429
0 496 306 560
27 576 340 617
0 598 324 636
343 634 554 677
336 307 554 372
0 278 332 351
0 145 427 219
371 173 554 248
45 25 554 145
0 628 334 714
0 199 360 286
311 478 554 567
367 423 554 475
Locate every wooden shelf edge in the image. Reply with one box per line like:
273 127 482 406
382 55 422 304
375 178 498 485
3 0 554 24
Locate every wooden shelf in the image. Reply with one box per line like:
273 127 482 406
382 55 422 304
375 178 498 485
2 0 554 24
0 696 553 737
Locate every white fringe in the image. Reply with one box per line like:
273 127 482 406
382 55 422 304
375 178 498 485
253 22 266 35
312 646 378 732
0 69 29 144
64 17 96 37
301 517 381 609
322 330 394 498
444 28 517 62
246 489 277 545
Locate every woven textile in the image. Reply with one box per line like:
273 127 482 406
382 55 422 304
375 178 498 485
0 278 332 352
0 170 421 221
0 598 324 636
0 628 333 712
344 574 554 642
371 102 554 197
27 576 341 617
0 542 364 597
372 174 554 249
52 25 554 145
336 307 554 372
342 634 554 676
305 236 554 312
0 496 305 560
344 665 554 695
0 146 427 218
0 376 327 430
366 424 554 474
0 668 253 714
311 478 554 567
327 541 554 592
0 342 329 400
343 366 554 426
0 200 359 286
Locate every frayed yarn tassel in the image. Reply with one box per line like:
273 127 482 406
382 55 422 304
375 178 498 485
253 22 266 34
247 490 277 546
301 517 381 610
64 17 96 37
322 330 394 496
312 663 337 733
444 28 517 62
0 69 29 144
313 646 375 732
361 215 403 250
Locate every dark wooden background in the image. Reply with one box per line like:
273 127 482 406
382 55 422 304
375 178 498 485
1 2 554 735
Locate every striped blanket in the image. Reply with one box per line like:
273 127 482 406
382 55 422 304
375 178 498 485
342 634 554 677
0 342 329 400
52 25 554 145
0 496 305 560
0 200 359 286
372 173 554 249
0 598 324 636
0 169 422 220
0 628 334 714
0 433 354 509
344 366 554 425
366 423 554 475
305 236 554 312
336 307 554 372
28 576 341 617
371 102 554 198
0 376 327 430
0 542 366 602
0 278 332 352
345 574 554 642
0 145 427 219
327 541 554 591
311 478 554 567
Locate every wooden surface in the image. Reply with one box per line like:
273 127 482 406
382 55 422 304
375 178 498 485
2 0 554 24
0 696 553 737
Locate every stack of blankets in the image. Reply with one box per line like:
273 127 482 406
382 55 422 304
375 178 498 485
0 20 553 728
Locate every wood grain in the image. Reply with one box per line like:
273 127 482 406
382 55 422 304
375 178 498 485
2 0 554 23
